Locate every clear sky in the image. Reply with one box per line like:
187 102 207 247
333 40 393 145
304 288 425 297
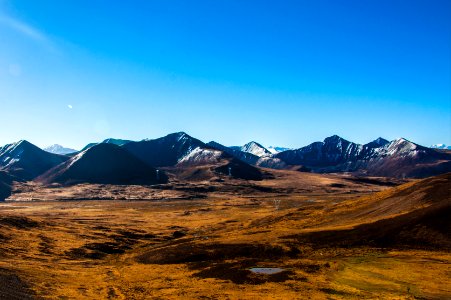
0 0 450 150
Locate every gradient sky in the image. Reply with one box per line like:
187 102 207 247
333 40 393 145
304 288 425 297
1 0 450 150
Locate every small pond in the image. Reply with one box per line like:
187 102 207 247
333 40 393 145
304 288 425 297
249 267 285 275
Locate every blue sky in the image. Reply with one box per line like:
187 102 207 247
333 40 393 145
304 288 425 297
0 0 450 150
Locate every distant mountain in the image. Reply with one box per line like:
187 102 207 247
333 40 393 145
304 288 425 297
0 140 69 180
276 136 451 178
431 144 451 150
123 132 207 167
267 146 291 154
361 138 451 178
2 133 449 182
44 144 77 155
363 137 389 149
207 141 287 169
276 135 363 167
231 141 272 157
80 138 132 152
38 143 167 185
207 141 260 165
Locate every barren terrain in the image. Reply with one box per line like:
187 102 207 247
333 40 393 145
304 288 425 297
0 171 449 299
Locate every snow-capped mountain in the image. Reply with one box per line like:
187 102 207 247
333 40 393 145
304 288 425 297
207 141 287 169
232 141 272 157
208 141 260 165
177 147 223 165
431 144 451 150
0 140 69 180
267 146 291 154
276 136 451 178
44 144 77 155
1 133 449 181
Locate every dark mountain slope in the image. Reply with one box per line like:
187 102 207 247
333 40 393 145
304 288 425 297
38 143 167 185
0 140 69 180
79 138 132 152
276 136 451 178
276 135 362 167
0 171 16 201
123 132 206 167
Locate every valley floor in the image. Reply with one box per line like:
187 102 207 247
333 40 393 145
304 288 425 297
0 173 449 299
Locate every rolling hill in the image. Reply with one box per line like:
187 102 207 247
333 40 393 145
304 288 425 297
38 143 167 185
290 172 451 249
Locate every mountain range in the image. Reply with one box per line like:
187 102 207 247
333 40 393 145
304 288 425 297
0 133 450 187
431 144 451 150
275 135 451 178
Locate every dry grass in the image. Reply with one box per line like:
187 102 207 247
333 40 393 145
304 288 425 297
0 172 449 299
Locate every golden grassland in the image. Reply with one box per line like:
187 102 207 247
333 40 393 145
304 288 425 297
0 172 449 299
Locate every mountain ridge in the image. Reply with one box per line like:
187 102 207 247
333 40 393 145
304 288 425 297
1 133 449 181
38 143 167 185
0 140 69 180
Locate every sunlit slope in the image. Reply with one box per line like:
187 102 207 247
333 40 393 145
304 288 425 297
288 173 451 249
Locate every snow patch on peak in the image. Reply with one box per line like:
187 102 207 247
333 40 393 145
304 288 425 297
240 141 272 157
178 147 222 165
267 146 291 154
383 138 419 156
44 144 77 155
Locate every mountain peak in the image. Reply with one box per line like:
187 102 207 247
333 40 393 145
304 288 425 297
374 137 389 144
364 137 389 149
14 140 32 148
323 135 347 144
393 137 413 145
44 144 77 155
386 138 419 154
153 132 191 142
240 141 272 157
172 131 188 137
